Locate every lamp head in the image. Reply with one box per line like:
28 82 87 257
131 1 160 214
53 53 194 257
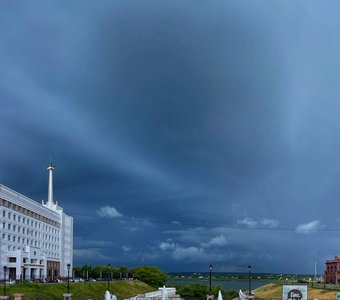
209 264 213 271
67 263 71 270
248 265 252 271
3 266 7 272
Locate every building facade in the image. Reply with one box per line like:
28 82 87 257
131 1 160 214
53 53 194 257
0 163 73 280
324 256 340 284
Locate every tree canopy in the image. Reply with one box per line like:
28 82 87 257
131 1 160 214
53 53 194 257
73 264 167 287
131 266 167 288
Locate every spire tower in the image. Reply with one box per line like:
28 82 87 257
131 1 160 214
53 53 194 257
47 161 55 207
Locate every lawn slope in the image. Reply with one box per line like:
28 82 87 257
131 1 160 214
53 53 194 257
254 283 339 300
6 280 154 300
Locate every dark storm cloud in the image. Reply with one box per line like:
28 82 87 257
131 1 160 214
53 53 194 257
1 0 340 273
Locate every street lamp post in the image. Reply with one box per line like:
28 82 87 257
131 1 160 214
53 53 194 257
107 264 111 291
67 263 71 294
209 264 213 293
3 266 7 296
248 265 252 296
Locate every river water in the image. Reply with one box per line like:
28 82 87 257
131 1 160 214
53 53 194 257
167 279 269 291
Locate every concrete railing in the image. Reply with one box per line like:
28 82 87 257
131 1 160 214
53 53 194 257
125 287 179 300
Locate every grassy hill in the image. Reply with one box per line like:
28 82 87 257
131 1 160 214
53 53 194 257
5 280 155 300
254 283 339 300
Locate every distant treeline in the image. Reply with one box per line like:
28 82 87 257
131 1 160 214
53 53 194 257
73 264 167 287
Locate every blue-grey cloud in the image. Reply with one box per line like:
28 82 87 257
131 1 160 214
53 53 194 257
1 0 340 273
96 206 123 218
295 221 323 234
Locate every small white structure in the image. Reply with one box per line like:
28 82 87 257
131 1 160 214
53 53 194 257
217 290 223 300
105 291 117 300
162 285 167 300
125 287 178 300
239 290 255 300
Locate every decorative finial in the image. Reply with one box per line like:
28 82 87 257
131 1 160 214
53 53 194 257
47 157 55 170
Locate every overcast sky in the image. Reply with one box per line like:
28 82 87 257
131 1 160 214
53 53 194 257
1 1 340 274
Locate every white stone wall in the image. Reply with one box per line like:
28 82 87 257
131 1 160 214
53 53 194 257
60 212 73 277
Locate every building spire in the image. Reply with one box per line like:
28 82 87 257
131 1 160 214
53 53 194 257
47 161 55 207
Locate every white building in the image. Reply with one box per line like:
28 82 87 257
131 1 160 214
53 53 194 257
0 163 73 280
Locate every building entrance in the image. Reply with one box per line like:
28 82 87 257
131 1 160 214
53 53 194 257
9 267 16 280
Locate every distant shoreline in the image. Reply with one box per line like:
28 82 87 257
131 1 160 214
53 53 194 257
167 273 320 282
167 278 270 291
168 277 276 282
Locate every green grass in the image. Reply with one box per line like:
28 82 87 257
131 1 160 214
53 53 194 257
253 283 340 300
5 280 155 300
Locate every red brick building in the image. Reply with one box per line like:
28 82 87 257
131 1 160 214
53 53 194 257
324 256 340 283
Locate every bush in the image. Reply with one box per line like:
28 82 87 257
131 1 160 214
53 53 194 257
174 284 238 299
131 266 167 288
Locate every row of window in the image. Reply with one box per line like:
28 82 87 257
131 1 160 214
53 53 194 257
1 233 59 251
0 197 60 228
8 257 44 264
2 222 59 243
2 233 59 251
2 209 59 234
4 245 25 251
327 265 340 272
3 244 58 258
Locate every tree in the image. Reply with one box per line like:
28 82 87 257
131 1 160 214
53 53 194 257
73 266 82 278
131 266 167 288
119 266 130 280
92 265 102 279
81 263 92 279
110 266 119 279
